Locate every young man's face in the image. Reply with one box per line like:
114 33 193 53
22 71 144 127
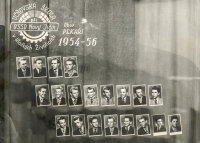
66 61 74 71
108 118 114 128
38 88 47 98
171 119 178 128
19 60 27 70
35 60 43 69
120 88 127 98
58 119 66 128
71 89 79 99
136 89 143 98
139 118 147 128
55 89 63 98
152 89 160 98
104 89 111 98
91 119 99 128
156 119 163 126
124 118 132 127
87 89 95 98
74 119 83 128
51 59 59 70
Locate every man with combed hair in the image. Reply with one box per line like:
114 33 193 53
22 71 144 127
118 86 130 105
101 86 114 105
33 58 46 77
85 86 98 106
170 115 181 132
137 116 151 135
154 117 166 132
65 57 78 77
17 57 31 77
56 116 70 136
105 116 118 135
134 86 146 105
69 86 82 105
36 86 50 106
149 86 163 105
122 116 134 135
49 57 62 77
89 116 102 135
73 116 85 135
52 86 66 105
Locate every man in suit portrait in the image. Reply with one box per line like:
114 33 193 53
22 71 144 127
85 86 98 106
49 57 62 77
65 57 78 77
154 117 166 132
17 57 31 77
89 116 102 136
52 86 66 106
170 115 181 132
118 86 130 105
56 116 70 136
137 116 150 135
105 116 118 135
134 86 146 105
73 116 85 135
33 58 46 77
149 86 163 105
36 86 50 106
101 86 114 106
122 116 134 135
69 86 82 106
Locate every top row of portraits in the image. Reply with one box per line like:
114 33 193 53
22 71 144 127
16 56 78 78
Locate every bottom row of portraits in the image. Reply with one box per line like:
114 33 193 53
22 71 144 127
55 114 182 137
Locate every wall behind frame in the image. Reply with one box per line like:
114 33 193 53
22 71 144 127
5 0 200 143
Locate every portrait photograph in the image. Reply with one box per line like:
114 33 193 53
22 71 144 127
116 85 131 106
132 84 147 107
152 114 167 136
55 115 70 137
136 114 151 136
71 114 86 136
168 114 182 135
83 84 99 107
67 84 83 107
120 114 135 136
16 56 32 78
32 56 47 78
100 84 115 106
104 114 119 136
35 84 51 107
87 114 103 137
63 56 79 78
47 56 63 78
51 84 67 107
148 84 163 106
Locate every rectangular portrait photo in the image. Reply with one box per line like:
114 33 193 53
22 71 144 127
83 84 99 107
116 85 131 106
104 114 119 136
32 56 47 78
35 84 51 107
120 114 135 136
148 84 163 106
71 114 86 136
51 84 67 107
168 114 182 135
67 84 83 107
63 56 79 78
100 84 115 107
87 114 103 137
16 56 32 78
55 115 70 137
47 56 63 78
132 84 147 107
136 114 151 136
152 114 167 136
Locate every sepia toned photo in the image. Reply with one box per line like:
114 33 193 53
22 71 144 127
32 56 47 78
104 114 119 136
63 56 79 78
116 85 131 106
100 84 115 106
47 56 63 78
16 56 32 78
84 84 99 107
71 114 86 136
55 115 70 137
136 114 151 136
168 114 182 135
120 114 135 136
152 114 167 136
67 84 83 107
35 84 51 107
133 84 147 106
51 84 67 107
87 114 103 137
148 84 163 106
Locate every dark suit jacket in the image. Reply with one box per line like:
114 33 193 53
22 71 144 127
18 67 31 77
138 124 151 135
170 126 181 132
37 96 50 106
134 96 146 105
69 97 82 105
89 127 102 135
73 128 85 135
57 127 70 136
154 125 166 132
49 68 62 77
118 96 130 105
53 97 66 105
65 72 78 77
33 68 46 77
105 127 118 135
122 126 134 135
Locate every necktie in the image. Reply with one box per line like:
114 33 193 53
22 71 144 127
57 98 61 105
125 127 128 134
154 99 157 104
40 98 43 103
107 98 110 104
62 128 65 135
74 99 77 105
94 128 97 134
54 70 58 76
144 128 149 134
39 69 41 74
23 70 26 77
79 128 84 134
123 98 126 104
90 99 93 104
173 128 177 132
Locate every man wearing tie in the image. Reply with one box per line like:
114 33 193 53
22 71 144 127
56 116 70 136
154 117 166 132
52 86 66 106
17 57 31 78
49 57 63 77
149 86 163 106
73 116 85 136
85 87 99 106
69 86 82 106
121 116 134 135
33 58 47 77
101 86 114 106
137 116 151 135
36 86 50 106
133 86 146 106
105 116 118 136
65 57 78 78
89 116 102 136
118 86 130 105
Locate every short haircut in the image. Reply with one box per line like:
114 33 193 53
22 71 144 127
18 57 26 65
134 86 142 94
120 86 128 92
51 57 60 64
73 116 83 122
70 86 79 93
171 115 178 122
87 87 95 92
38 86 47 92
34 58 43 64
138 116 147 122
57 116 66 124
55 86 63 92
107 116 115 122
155 117 162 122
124 116 133 122
89 116 98 124
66 57 76 65
151 86 160 93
